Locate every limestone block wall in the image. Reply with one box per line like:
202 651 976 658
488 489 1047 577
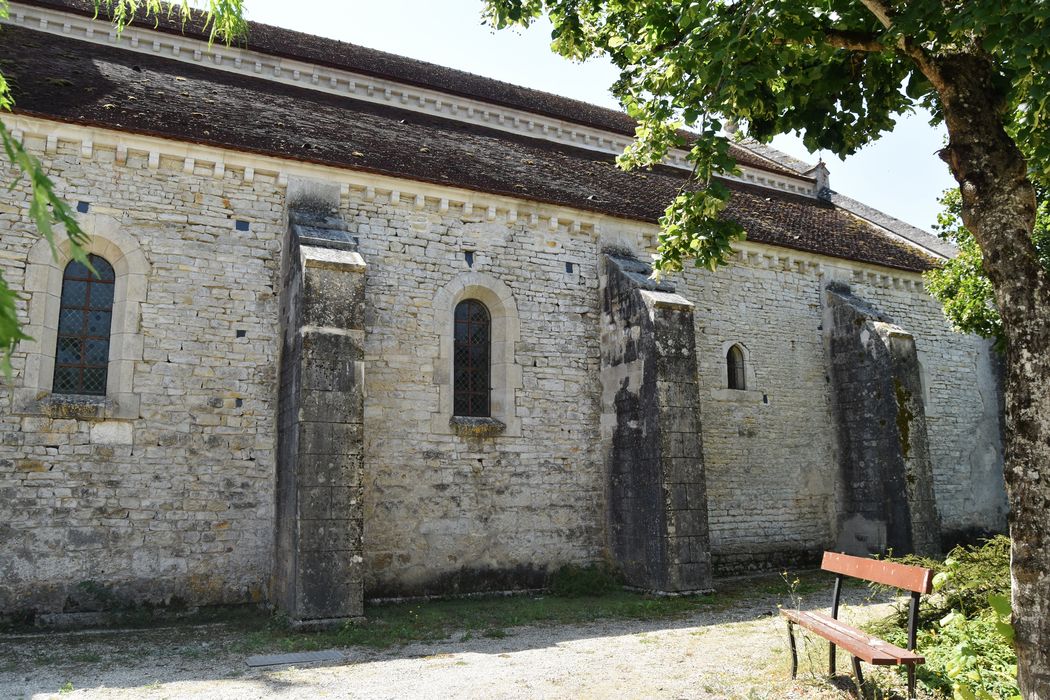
667 257 838 574
850 275 1007 542
0 127 1007 613
0 138 284 615
344 194 606 597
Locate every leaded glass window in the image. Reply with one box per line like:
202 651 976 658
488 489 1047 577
53 255 115 396
727 344 746 391
453 299 491 417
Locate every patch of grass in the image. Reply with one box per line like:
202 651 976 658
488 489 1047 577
70 652 102 663
178 646 205 660
549 562 622 597
58 681 74 694
231 589 717 654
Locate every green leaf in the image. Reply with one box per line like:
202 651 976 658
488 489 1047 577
988 593 1012 618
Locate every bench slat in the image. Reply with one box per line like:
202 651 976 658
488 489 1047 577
822 552 934 593
781 609 924 665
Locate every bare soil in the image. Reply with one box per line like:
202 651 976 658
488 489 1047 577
0 580 925 700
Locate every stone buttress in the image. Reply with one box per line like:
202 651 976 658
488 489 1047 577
274 184 366 627
824 284 941 557
599 253 713 592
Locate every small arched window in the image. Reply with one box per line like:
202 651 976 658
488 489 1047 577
727 344 746 391
453 299 491 417
53 255 115 396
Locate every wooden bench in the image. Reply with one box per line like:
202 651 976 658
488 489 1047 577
782 551 934 698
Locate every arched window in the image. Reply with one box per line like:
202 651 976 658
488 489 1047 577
453 299 491 417
53 255 115 396
727 344 746 391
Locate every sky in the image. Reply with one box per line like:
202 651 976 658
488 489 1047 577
242 0 956 232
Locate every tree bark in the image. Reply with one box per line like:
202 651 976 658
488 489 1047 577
931 52 1050 700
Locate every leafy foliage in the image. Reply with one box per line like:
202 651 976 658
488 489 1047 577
482 1 1050 277
0 124 90 375
882 536 1011 624
96 0 247 44
0 0 245 376
925 189 1050 346
870 538 1018 700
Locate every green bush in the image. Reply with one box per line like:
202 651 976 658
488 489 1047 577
874 537 1019 700
882 535 1010 624
548 562 623 597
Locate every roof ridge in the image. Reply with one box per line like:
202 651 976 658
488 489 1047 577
14 0 640 133
9 0 808 182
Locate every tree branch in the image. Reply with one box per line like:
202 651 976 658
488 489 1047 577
823 29 885 52
857 0 944 88
858 0 894 30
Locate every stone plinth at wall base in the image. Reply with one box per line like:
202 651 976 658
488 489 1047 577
289 616 364 632
449 416 507 438
33 612 113 629
28 603 266 630
621 585 717 597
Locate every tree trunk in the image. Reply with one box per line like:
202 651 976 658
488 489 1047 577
933 53 1050 699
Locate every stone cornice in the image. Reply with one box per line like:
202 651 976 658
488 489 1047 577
3 112 929 288
3 1 818 198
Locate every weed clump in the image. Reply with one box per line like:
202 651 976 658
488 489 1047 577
868 536 1018 699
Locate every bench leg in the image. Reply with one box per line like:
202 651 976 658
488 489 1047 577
786 621 798 679
852 656 864 691
829 641 836 677
907 664 916 699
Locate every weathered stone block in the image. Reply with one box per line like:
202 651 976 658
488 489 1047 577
824 285 941 557
90 421 133 445
600 253 713 593
274 209 366 625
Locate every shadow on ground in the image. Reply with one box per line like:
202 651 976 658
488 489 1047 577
0 572 908 699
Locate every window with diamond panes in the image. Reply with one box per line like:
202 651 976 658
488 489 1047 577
53 255 115 396
727 344 746 391
453 299 491 417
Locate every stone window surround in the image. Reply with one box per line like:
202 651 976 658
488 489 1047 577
16 213 148 419
711 340 764 403
431 272 522 437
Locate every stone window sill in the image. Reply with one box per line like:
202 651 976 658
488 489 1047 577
42 394 108 419
449 416 507 438
12 391 138 420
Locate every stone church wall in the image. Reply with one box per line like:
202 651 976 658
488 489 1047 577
673 259 839 574
0 129 1007 614
343 193 607 597
0 139 285 616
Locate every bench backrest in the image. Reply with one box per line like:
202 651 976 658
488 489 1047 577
821 551 934 594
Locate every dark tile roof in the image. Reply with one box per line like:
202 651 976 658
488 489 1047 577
15 0 806 181
1 25 936 272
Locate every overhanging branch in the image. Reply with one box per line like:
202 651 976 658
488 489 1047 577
857 0 944 88
824 29 885 52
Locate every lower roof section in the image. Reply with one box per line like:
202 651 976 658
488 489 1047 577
2 25 935 273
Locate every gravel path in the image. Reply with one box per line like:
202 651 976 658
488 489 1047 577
1 582 913 700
